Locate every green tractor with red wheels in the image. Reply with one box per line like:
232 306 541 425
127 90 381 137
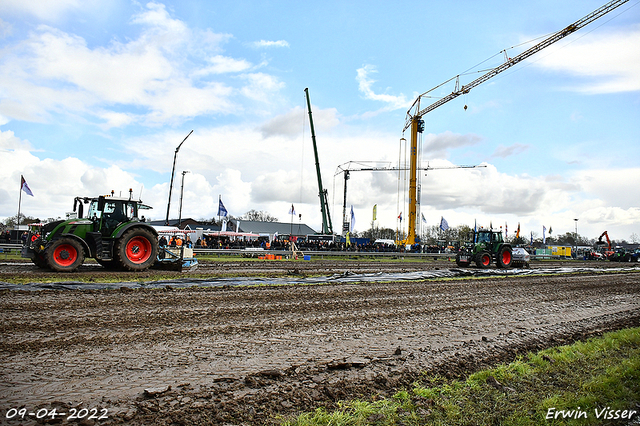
22 192 159 272
455 229 513 269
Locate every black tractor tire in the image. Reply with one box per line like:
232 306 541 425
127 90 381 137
31 252 49 269
116 228 158 271
455 252 471 267
475 251 492 269
46 238 85 272
497 246 513 268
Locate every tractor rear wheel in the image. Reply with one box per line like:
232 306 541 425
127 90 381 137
497 246 513 268
116 228 158 271
46 238 85 272
476 251 492 269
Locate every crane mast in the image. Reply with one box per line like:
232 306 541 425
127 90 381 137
402 0 629 245
305 88 334 235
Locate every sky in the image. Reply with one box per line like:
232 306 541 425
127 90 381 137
1 0 639 243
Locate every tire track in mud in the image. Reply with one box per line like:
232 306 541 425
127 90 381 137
0 270 639 425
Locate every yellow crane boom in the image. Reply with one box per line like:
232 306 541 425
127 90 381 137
402 0 629 246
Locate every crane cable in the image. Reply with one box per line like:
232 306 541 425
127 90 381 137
408 0 638 115
490 1 639 85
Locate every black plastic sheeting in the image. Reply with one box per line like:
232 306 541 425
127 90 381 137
1 266 639 291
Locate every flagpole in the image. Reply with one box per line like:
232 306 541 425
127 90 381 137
17 178 23 231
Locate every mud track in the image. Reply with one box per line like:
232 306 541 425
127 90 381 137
1 260 639 425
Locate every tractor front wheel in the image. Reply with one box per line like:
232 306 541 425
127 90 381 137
497 246 513 268
116 228 158 271
46 238 85 272
476 251 492 269
32 252 49 269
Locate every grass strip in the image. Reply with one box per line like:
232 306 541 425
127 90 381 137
283 327 640 425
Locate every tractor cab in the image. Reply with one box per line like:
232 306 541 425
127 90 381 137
475 229 504 248
82 196 152 237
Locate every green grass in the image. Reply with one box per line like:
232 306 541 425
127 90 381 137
283 327 640 426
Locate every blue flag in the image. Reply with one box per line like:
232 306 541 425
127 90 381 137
439 216 449 232
474 219 477 243
218 198 228 217
350 205 355 232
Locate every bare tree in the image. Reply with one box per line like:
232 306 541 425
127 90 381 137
242 210 279 222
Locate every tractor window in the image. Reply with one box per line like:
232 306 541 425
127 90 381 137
104 202 126 222
125 203 136 219
477 233 489 243
104 202 116 214
87 201 102 220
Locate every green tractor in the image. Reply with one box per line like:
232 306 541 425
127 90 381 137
455 229 513 269
22 192 159 272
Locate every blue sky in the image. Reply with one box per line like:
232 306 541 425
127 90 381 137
1 0 639 242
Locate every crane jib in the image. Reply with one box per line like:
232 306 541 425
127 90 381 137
403 0 629 131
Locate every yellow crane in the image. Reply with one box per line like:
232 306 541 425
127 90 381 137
401 0 629 245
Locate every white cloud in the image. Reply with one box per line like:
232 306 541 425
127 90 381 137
194 55 252 75
1 0 90 21
492 143 530 158
533 25 640 93
239 73 286 104
422 131 484 159
0 2 281 128
356 64 409 110
573 168 640 210
0 18 12 38
2 121 639 239
259 105 340 139
253 40 289 48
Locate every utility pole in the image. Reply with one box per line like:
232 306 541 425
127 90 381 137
178 170 190 228
165 130 193 225
574 218 579 258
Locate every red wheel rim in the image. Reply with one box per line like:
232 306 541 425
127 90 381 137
53 244 78 267
126 236 152 264
502 251 512 265
482 254 491 266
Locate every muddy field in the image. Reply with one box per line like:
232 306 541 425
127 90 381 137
1 259 640 425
